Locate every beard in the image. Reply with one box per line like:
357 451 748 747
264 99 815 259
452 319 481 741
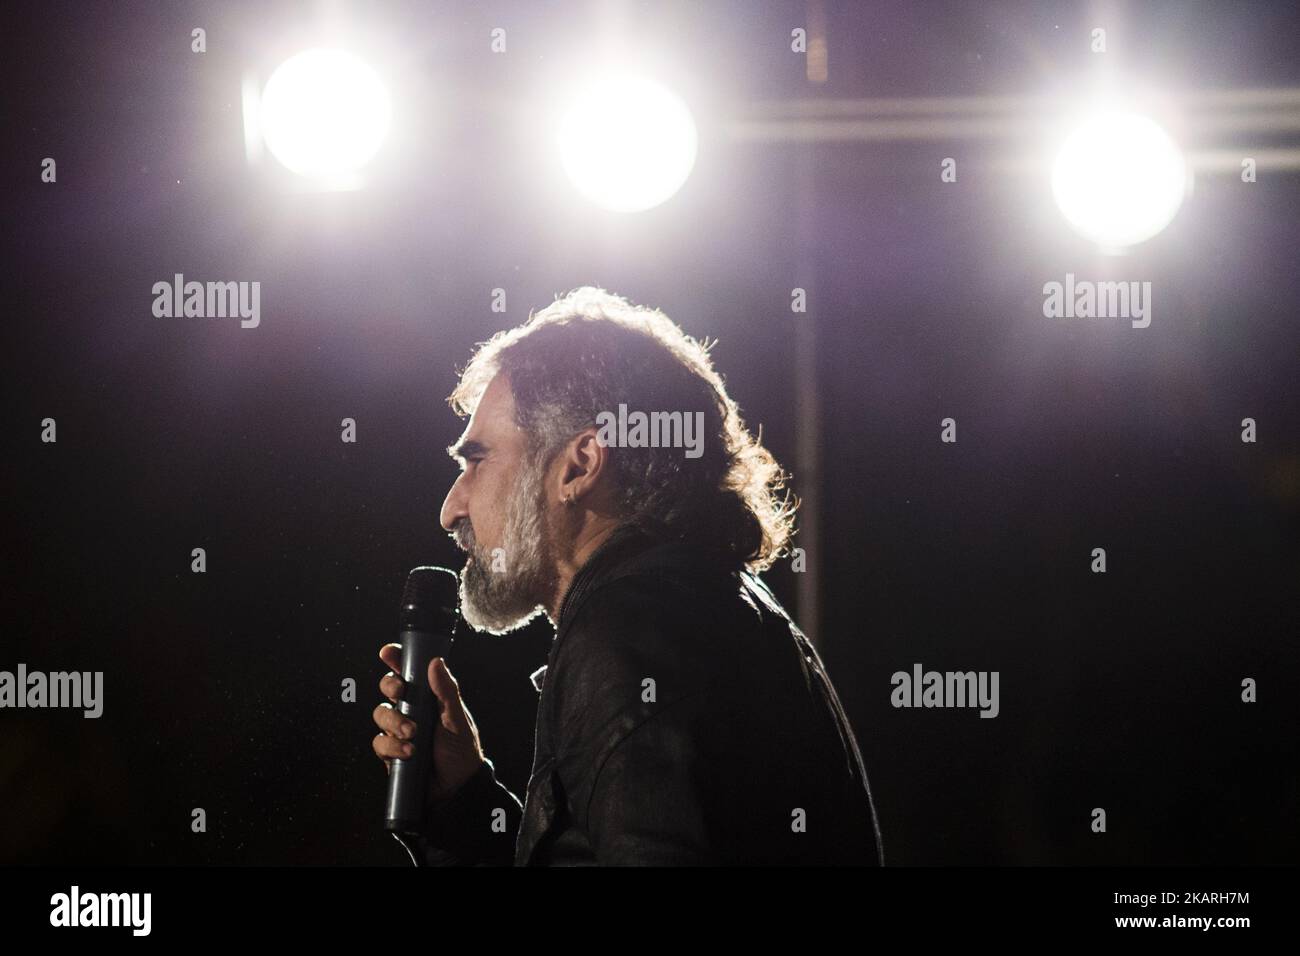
454 451 558 634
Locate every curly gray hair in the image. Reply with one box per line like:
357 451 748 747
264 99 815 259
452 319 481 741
447 287 796 572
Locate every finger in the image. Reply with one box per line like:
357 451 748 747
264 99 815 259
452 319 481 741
379 643 402 672
372 702 416 739
373 732 413 761
379 671 404 704
459 696 480 737
428 657 470 734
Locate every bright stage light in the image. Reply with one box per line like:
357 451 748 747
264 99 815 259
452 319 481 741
260 49 391 181
557 73 698 213
1051 111 1188 250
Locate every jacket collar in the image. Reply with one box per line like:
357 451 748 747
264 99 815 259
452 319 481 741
528 523 661 694
554 521 748 631
554 522 663 630
531 523 744 693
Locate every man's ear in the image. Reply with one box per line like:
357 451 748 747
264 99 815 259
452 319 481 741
557 427 609 503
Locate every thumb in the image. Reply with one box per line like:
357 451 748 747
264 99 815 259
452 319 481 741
427 657 469 732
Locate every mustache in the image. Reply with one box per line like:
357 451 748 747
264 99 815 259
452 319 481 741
449 519 475 554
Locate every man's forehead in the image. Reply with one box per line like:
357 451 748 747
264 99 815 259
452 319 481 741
456 373 518 447
471 372 516 430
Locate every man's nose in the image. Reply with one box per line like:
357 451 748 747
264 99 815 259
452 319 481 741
439 474 468 533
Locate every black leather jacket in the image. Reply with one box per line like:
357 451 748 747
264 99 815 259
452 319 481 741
406 523 884 866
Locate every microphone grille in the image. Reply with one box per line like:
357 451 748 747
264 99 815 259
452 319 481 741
399 566 461 633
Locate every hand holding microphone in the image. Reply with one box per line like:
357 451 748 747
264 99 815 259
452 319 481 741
372 645 485 804
376 566 487 835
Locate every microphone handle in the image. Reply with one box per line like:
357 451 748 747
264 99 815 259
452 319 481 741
384 627 450 833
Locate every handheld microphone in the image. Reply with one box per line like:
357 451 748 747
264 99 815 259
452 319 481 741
384 565 461 835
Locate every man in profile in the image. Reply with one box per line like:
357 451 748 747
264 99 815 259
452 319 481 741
371 287 883 866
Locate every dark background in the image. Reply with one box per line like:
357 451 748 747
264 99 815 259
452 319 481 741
2 0 1296 865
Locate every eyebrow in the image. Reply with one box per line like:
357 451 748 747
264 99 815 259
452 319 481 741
447 438 488 463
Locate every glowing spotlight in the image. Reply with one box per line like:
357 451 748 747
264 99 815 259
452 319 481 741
260 48 391 182
557 73 698 213
1051 111 1188 250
